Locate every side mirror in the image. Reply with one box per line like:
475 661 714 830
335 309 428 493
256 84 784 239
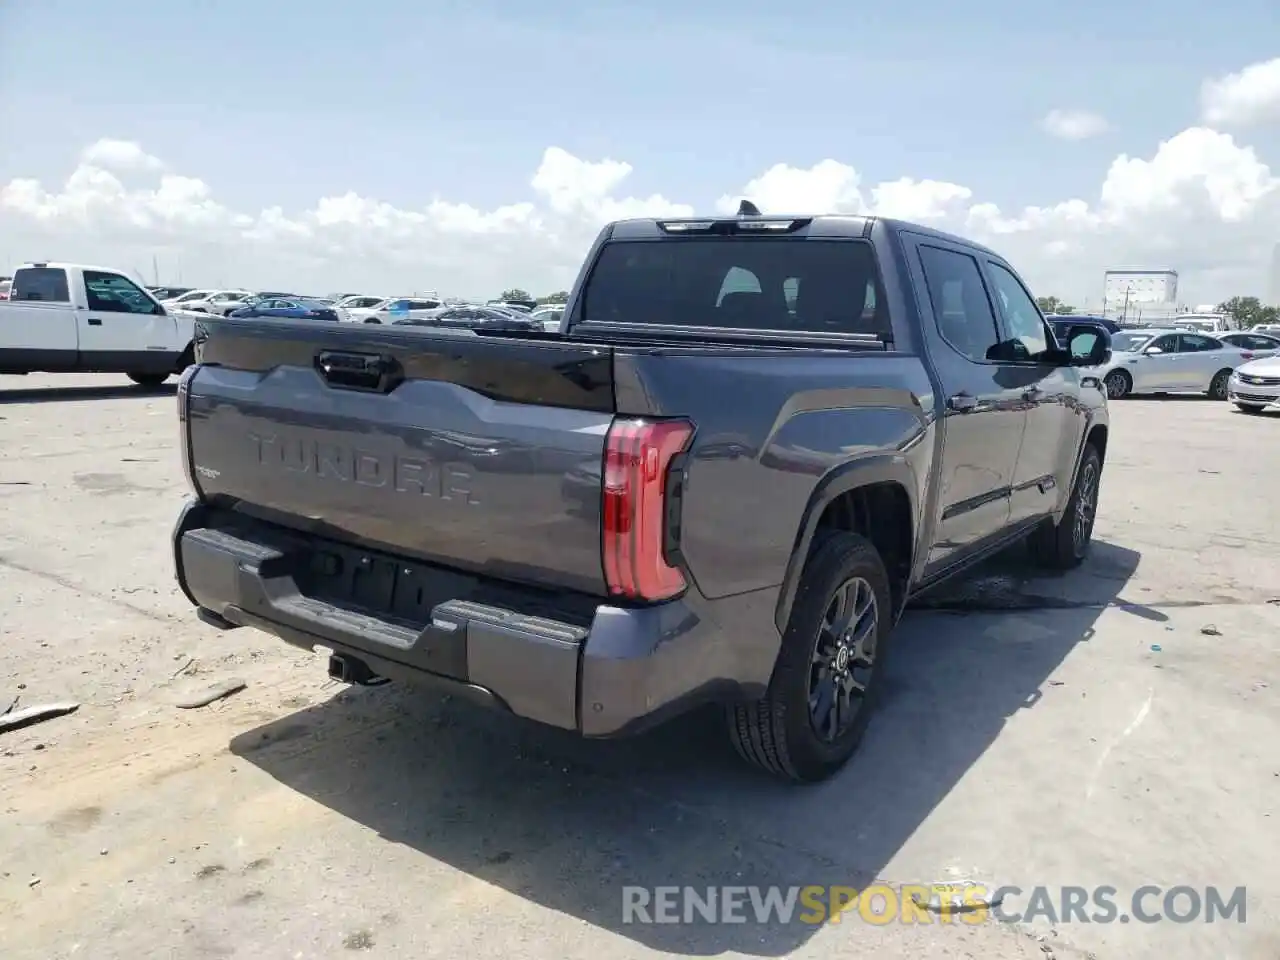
1143 346 1163 355
1065 325 1111 367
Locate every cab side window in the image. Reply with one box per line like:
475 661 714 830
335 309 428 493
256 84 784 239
84 271 157 314
918 245 1001 362
985 262 1049 359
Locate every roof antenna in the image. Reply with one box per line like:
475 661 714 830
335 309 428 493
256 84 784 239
737 199 761 217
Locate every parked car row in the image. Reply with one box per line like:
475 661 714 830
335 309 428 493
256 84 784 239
226 297 341 323
135 281 573 329
1074 326 1280 408
0 260 567 384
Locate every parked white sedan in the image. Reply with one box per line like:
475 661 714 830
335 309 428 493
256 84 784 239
1227 356 1280 414
342 296 444 324
1216 331 1280 359
1086 329 1250 400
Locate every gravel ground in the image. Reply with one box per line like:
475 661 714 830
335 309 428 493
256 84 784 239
0 374 1276 960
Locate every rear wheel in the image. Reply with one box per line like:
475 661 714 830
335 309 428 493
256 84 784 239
1103 370 1131 399
727 531 893 783
1028 444 1101 570
1208 369 1232 400
127 372 169 388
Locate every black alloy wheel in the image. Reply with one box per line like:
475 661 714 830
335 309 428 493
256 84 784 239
808 576 878 742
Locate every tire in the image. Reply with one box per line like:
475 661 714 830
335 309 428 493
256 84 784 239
1208 369 1232 400
1103 370 1131 399
727 531 894 783
127 372 170 388
363 317 381 324
1028 444 1102 570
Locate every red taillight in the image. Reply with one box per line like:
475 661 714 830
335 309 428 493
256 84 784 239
602 417 694 602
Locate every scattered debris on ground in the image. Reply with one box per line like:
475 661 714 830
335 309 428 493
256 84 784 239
174 678 247 709
0 702 79 734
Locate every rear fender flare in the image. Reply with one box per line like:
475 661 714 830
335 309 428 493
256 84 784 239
773 454 919 635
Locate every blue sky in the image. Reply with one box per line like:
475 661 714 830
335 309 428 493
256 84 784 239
2 0 1278 217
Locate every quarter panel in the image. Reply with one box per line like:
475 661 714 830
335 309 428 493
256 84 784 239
615 351 935 599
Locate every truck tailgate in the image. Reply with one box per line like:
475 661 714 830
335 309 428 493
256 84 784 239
185 319 616 596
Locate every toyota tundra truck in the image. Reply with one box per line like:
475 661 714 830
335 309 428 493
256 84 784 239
171 208 1111 782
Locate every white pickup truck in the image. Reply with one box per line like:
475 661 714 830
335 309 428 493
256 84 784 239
0 262 199 386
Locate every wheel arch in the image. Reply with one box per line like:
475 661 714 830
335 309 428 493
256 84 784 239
774 455 919 634
1103 366 1131 385
1054 418 1108 524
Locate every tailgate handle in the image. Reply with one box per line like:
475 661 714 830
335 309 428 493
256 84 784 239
315 351 402 393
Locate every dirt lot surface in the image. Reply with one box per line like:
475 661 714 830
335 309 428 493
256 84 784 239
1 375 1277 960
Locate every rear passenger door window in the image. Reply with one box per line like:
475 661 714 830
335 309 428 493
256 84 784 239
917 245 1001 362
1177 334 1218 352
985 262 1049 360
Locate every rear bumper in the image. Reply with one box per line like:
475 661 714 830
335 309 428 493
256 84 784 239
172 500 780 736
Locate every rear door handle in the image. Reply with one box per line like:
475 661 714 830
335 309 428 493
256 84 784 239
948 393 979 413
87 317 103 326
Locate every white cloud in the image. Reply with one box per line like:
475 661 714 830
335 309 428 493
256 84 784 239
80 138 166 173
1040 108 1110 141
4 74 1280 306
1201 57 1280 126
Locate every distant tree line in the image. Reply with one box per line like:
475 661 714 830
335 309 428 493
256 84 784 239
1036 296 1075 315
1216 296 1280 328
497 289 568 305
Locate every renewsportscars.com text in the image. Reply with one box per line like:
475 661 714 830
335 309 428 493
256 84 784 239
621 884 1247 926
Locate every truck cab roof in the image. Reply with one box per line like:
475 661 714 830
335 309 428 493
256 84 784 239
604 213 1006 259
18 261 135 276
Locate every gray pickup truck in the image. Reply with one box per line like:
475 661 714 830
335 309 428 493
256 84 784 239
172 208 1111 783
